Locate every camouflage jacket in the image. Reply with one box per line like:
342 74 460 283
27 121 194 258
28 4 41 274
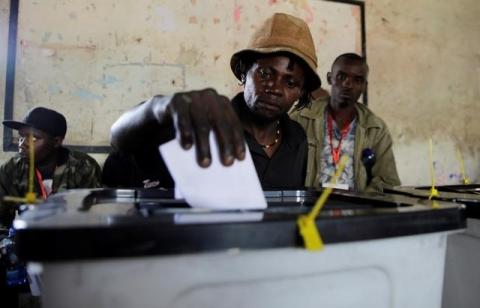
0 148 102 230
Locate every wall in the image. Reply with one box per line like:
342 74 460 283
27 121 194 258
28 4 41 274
1 0 479 186
2 0 360 147
366 0 480 184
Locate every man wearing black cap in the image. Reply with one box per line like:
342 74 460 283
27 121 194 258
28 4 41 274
0 107 102 229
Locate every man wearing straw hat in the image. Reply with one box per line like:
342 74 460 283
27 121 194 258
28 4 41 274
106 13 321 189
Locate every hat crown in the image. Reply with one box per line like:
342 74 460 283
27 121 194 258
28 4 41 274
230 13 321 91
248 13 317 69
24 107 67 138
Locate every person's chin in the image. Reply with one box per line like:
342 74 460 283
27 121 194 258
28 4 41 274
334 96 356 108
338 100 354 108
253 110 280 123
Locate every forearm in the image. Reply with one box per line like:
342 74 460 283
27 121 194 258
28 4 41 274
110 95 174 152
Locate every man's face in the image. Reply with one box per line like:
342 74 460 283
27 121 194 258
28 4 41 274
18 127 59 164
243 55 305 121
328 58 368 109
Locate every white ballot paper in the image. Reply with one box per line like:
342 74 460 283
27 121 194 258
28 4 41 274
159 134 267 210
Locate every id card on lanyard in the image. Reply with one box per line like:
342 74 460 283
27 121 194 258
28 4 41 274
35 169 53 199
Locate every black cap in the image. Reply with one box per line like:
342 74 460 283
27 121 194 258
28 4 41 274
3 107 67 138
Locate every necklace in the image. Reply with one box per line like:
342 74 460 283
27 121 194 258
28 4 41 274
261 121 281 149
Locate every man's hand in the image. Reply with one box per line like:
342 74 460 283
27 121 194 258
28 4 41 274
165 89 246 167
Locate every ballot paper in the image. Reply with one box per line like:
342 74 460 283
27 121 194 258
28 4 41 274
159 134 267 210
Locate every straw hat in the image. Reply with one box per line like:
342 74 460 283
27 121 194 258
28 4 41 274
230 13 321 91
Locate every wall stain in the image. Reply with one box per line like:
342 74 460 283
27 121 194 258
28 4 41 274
42 32 52 43
97 74 120 87
154 6 176 32
350 6 361 52
41 48 56 57
233 5 242 23
41 43 97 52
48 84 62 95
189 16 198 24
73 88 103 101
176 45 201 66
90 119 94 140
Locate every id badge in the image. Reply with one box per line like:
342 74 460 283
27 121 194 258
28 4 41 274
322 182 349 190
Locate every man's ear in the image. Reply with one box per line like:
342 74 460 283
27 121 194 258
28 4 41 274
53 137 64 148
362 81 368 93
327 72 332 85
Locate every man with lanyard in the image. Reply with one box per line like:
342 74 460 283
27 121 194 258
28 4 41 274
0 107 102 231
105 13 322 190
290 53 401 192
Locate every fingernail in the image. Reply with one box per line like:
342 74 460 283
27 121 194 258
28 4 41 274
225 155 234 165
200 157 211 167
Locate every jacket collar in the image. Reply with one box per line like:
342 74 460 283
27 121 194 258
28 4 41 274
298 96 382 129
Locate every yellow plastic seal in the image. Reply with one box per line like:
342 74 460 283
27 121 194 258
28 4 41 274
428 139 439 200
456 147 470 185
3 133 39 205
297 215 323 250
297 155 348 251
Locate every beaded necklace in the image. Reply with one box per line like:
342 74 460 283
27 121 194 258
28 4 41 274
260 121 281 149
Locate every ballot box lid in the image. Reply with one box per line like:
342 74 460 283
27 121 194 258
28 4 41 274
13 188 466 261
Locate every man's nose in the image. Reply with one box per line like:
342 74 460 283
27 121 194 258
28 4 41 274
265 78 282 95
342 76 353 88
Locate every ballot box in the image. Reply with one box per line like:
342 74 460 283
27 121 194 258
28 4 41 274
14 189 465 308
387 185 480 308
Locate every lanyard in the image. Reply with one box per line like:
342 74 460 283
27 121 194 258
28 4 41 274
327 115 351 166
35 169 50 200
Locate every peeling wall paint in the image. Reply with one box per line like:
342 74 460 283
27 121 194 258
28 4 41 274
1 0 360 150
366 0 480 184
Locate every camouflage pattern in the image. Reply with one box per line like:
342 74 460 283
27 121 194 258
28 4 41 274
0 148 102 231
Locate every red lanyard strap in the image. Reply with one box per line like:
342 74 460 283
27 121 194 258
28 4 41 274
35 169 48 200
327 115 351 166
